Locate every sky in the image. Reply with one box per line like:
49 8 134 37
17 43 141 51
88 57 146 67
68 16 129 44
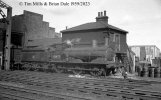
2 0 161 50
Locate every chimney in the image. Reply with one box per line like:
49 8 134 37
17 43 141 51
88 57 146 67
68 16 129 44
96 10 108 23
100 12 103 16
104 10 106 16
98 12 100 17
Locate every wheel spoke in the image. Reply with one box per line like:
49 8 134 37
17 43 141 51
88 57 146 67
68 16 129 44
90 68 103 76
55 65 63 73
73 67 82 75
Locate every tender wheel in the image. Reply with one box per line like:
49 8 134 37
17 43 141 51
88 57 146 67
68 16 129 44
26 65 31 71
34 64 41 71
55 65 63 73
90 68 103 76
22 63 30 71
22 63 28 70
46 64 54 72
72 67 82 75
101 68 106 76
42 63 49 72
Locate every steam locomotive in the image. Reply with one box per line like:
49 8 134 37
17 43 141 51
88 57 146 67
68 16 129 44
11 42 127 76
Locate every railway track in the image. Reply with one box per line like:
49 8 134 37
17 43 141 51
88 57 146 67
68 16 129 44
0 82 94 100
0 71 160 93
0 70 161 100
0 71 155 90
1 78 161 100
0 70 155 85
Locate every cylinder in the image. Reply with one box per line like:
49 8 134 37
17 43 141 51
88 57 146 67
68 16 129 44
157 67 160 78
154 67 160 78
152 68 155 78
149 68 155 78
136 65 141 76
142 67 148 77
148 68 150 77
154 67 158 78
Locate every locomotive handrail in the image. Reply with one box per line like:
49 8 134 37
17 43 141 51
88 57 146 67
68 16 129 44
21 60 116 65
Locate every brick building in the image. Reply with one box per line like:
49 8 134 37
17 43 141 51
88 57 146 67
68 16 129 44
0 10 60 51
11 10 61 48
61 11 128 53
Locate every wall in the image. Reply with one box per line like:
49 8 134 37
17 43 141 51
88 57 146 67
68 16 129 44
131 47 140 58
145 46 154 61
62 29 128 53
48 27 55 38
155 46 160 58
24 10 43 40
42 21 49 38
22 10 59 47
130 45 160 62
119 33 127 53
12 15 24 32
62 30 105 47
140 46 146 61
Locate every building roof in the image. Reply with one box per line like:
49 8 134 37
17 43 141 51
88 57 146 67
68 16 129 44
61 21 128 33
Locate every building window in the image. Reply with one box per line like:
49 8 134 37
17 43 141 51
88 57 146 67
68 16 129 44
113 33 115 42
115 34 120 51
105 37 109 46
103 32 109 46
92 40 97 47
109 33 114 42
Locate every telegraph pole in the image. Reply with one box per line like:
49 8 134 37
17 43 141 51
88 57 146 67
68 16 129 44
4 7 12 70
0 0 12 70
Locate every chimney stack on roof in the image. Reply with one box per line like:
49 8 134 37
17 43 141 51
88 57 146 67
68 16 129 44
104 10 106 16
100 12 103 16
96 10 108 23
98 12 100 17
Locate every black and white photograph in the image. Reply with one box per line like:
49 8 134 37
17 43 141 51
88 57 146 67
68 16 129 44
0 0 161 100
